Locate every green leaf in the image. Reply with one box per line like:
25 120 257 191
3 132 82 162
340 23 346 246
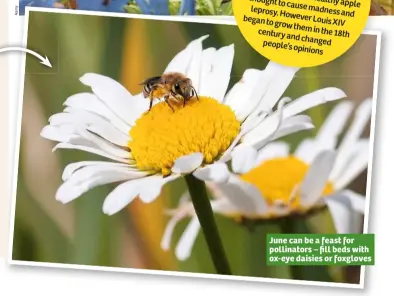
221 2 234 15
169 0 182 14
125 4 142 13
197 0 216 15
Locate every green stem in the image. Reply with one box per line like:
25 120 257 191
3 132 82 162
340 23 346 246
184 174 232 275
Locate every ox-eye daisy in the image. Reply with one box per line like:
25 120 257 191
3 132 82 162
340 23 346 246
41 35 346 216
162 99 371 261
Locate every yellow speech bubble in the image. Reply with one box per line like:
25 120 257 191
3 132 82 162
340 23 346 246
232 0 370 67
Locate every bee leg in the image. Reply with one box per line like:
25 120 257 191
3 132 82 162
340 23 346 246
166 101 175 112
145 85 161 113
164 95 175 112
146 95 155 113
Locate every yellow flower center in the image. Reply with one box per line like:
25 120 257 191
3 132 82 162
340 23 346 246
241 156 334 213
129 97 241 176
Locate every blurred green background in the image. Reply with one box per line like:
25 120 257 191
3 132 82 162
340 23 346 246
12 11 377 284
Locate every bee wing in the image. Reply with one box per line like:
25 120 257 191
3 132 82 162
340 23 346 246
139 76 162 86
139 76 164 98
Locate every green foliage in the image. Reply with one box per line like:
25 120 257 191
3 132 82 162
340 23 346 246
195 0 233 15
125 0 234 15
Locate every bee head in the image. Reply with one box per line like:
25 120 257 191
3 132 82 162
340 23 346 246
172 79 196 101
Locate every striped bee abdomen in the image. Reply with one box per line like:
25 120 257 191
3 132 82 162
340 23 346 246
140 76 162 98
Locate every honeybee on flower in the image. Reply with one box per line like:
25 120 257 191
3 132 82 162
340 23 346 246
41 35 346 216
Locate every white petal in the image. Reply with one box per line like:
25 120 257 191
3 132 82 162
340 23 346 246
224 69 266 121
244 88 338 145
255 142 289 167
315 101 354 150
161 209 190 251
199 44 234 102
193 163 230 183
56 166 147 204
271 118 315 141
294 139 318 164
240 122 314 156
76 127 130 159
164 35 209 75
219 115 268 164
102 175 159 215
63 92 131 134
66 164 144 185
330 99 372 182
228 62 299 123
243 114 314 150
199 47 216 87
80 73 149 125
53 142 129 163
139 174 179 203
324 191 365 234
185 44 204 93
41 125 81 143
252 62 299 115
214 174 268 215
175 215 201 261
333 142 369 190
341 190 366 214
102 183 141 215
171 153 204 174
231 146 258 174
47 121 131 160
282 87 347 119
300 150 336 207
51 108 130 147
201 48 216 65
62 161 133 181
338 99 372 150
239 98 292 151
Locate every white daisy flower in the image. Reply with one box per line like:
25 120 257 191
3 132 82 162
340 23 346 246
41 35 346 215
162 99 371 261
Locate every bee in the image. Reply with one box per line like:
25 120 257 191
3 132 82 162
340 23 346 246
140 72 199 112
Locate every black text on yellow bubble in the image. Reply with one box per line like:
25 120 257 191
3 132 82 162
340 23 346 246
232 0 370 67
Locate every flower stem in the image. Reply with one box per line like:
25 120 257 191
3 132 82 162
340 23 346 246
184 174 232 275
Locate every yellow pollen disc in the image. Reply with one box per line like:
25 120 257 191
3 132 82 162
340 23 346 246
241 156 334 214
129 97 240 176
